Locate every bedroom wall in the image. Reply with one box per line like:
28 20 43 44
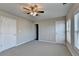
16 18 36 45
0 10 36 47
34 16 65 44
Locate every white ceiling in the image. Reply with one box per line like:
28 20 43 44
0 3 72 21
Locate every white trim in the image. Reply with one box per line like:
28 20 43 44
16 39 35 46
39 40 65 45
0 46 16 53
0 39 35 53
66 42 79 56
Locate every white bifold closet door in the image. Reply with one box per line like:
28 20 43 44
39 20 55 43
39 21 50 42
56 20 65 44
38 20 65 44
0 16 16 52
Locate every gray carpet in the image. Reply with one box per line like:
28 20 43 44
0 40 71 56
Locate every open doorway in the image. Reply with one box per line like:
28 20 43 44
35 24 39 40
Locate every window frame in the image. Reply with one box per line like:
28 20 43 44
66 19 71 44
74 12 79 50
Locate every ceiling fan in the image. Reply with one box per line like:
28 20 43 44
21 4 44 16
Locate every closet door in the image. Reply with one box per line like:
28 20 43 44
50 20 55 42
39 21 50 42
0 17 4 52
56 20 65 44
0 36 3 52
1 16 16 50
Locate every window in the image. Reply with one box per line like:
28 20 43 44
74 13 79 49
66 19 71 44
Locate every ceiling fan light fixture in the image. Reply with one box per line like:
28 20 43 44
20 4 44 16
33 12 37 16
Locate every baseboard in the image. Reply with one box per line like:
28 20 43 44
39 40 65 45
66 42 79 56
0 39 35 53
16 39 35 47
0 45 16 53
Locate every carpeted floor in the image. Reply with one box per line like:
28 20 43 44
0 40 71 56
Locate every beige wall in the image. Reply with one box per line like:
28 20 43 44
66 3 79 56
0 10 36 46
66 4 79 19
17 18 36 45
34 16 65 44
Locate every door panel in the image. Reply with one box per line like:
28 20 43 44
39 21 50 42
39 21 55 43
0 16 16 51
0 34 4 52
50 20 55 42
38 20 65 44
2 34 16 50
56 20 65 44
0 17 3 52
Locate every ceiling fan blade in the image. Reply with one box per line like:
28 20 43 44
27 12 30 14
23 11 30 14
23 7 30 11
38 11 44 13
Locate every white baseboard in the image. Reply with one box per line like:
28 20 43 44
0 46 16 53
66 42 79 56
39 40 65 45
16 39 35 47
0 39 35 53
